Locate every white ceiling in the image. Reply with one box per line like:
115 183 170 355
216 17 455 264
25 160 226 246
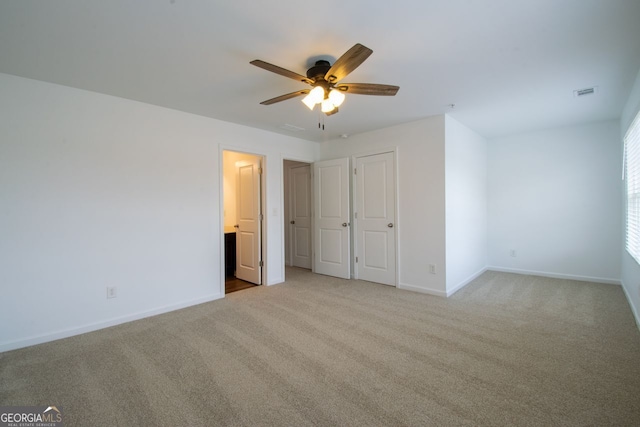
1 0 639 142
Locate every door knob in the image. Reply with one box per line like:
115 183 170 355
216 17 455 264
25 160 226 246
388 223 394 228
290 220 295 224
234 224 239 228
342 222 348 227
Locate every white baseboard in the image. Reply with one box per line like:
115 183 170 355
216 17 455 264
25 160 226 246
397 282 447 297
267 277 284 286
486 266 621 285
0 293 223 354
398 268 487 298
398 268 488 298
620 280 640 332
446 267 488 297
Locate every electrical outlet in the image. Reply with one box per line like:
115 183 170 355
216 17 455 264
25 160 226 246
429 264 436 274
107 286 117 299
510 249 517 257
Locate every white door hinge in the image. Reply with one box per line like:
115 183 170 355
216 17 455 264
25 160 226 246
356 256 358 263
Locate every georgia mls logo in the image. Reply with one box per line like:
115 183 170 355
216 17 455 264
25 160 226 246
43 406 62 419
0 405 63 426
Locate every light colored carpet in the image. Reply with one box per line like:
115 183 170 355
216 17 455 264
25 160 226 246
1 268 639 426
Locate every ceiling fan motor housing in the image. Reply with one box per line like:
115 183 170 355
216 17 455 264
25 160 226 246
306 60 331 81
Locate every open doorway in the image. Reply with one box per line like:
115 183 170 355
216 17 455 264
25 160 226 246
284 160 312 270
223 150 264 294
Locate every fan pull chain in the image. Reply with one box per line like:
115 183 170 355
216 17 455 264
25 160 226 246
317 111 325 131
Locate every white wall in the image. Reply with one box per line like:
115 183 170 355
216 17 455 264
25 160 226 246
4 68 634 352
445 116 488 295
487 121 622 283
620 67 640 328
0 73 316 352
319 116 447 295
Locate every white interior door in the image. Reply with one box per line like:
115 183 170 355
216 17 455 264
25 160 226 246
290 165 312 269
236 158 262 284
354 152 396 286
313 158 350 279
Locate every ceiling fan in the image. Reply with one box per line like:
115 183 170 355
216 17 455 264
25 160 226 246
250 43 399 116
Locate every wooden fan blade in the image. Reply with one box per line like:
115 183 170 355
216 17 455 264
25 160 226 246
335 83 399 96
260 89 310 105
324 43 373 83
250 60 313 84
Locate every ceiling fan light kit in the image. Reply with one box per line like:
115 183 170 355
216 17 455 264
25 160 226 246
302 86 325 109
304 87 345 114
250 43 399 117
321 97 336 113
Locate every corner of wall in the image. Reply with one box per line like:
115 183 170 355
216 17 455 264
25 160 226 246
443 116 489 294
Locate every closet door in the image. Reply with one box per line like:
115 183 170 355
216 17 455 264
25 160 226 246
354 152 396 286
290 165 312 269
313 158 350 279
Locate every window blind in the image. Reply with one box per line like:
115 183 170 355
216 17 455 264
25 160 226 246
625 110 640 264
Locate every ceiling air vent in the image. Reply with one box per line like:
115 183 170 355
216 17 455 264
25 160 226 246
279 123 305 133
573 87 598 97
